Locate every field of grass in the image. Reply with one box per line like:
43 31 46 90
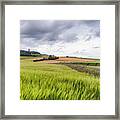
20 57 100 100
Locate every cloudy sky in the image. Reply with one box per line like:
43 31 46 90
20 20 100 58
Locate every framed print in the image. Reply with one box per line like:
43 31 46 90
0 0 119 119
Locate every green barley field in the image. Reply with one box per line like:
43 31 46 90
20 57 100 100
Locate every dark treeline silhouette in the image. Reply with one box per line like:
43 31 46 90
33 55 59 62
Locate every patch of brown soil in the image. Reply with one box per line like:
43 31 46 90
37 57 97 64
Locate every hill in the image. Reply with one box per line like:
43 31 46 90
20 50 48 57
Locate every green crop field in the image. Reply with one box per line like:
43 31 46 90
20 57 100 100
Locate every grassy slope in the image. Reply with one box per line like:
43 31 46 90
20 58 100 100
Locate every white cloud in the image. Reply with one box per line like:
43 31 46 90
20 20 100 58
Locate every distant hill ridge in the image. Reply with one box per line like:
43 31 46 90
20 50 42 56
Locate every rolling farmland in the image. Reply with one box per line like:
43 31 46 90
20 56 100 100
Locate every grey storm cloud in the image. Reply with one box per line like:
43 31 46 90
20 20 100 47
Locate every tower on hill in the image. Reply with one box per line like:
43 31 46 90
28 48 30 52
